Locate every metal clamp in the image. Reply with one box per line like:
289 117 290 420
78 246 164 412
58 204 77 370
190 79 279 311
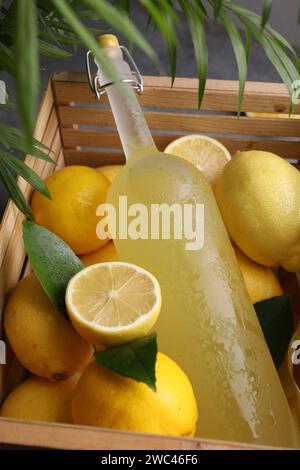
86 46 143 101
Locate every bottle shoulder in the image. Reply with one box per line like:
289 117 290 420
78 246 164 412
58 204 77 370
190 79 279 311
108 152 213 206
126 152 209 181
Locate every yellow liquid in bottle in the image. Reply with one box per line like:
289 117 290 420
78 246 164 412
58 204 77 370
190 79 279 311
108 152 298 446
96 37 299 447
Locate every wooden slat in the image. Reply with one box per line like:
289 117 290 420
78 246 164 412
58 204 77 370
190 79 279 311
61 129 300 159
58 106 300 138
64 150 125 167
0 418 274 450
52 73 300 114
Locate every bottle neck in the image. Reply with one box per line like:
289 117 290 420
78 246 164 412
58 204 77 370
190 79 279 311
96 47 157 161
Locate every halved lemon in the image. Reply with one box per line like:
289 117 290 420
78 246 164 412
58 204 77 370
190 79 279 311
164 134 231 187
66 262 161 347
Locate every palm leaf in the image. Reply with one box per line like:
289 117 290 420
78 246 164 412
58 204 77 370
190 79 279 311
39 30 81 46
140 0 177 82
15 0 39 148
50 0 120 85
220 9 247 116
213 0 223 21
0 123 53 161
224 1 296 54
0 159 33 219
246 23 293 94
180 1 207 108
224 1 298 96
39 40 72 58
261 0 272 31
155 0 179 22
81 0 156 61
37 15 102 37
0 150 51 198
195 1 208 17
0 42 14 74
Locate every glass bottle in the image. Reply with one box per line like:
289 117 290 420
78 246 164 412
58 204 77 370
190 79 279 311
93 34 299 446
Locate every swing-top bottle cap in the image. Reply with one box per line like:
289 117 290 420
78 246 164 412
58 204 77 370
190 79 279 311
88 34 143 99
97 34 120 48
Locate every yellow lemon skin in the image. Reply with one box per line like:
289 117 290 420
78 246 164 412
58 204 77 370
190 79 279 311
234 246 283 304
97 164 123 183
0 376 75 423
4 274 93 381
31 166 110 255
215 151 300 272
80 241 118 266
72 353 198 437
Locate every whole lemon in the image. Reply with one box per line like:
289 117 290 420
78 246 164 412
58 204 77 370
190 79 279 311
234 246 283 304
4 273 93 381
97 164 123 183
31 166 110 255
72 353 198 437
80 241 118 266
0 376 75 423
215 151 300 272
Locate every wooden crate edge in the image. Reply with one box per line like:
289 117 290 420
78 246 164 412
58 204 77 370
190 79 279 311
52 72 290 96
0 417 278 450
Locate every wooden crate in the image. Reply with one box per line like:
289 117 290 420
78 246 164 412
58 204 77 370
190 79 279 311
0 73 299 450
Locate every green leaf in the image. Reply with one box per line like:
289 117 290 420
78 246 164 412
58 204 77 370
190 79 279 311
95 333 157 391
0 150 51 198
81 0 156 62
155 0 179 23
224 1 296 55
22 221 84 318
40 16 102 36
195 0 208 17
220 10 247 116
255 295 294 370
224 4 297 96
112 0 130 15
213 0 223 21
261 0 272 31
180 1 207 108
77 9 108 20
15 0 39 148
39 29 81 46
0 102 15 109
140 0 177 82
39 40 72 58
0 160 33 219
0 42 14 75
0 122 53 161
37 9 63 48
244 25 251 64
267 31 299 83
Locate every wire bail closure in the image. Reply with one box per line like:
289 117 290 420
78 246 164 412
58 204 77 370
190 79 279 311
86 46 144 101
